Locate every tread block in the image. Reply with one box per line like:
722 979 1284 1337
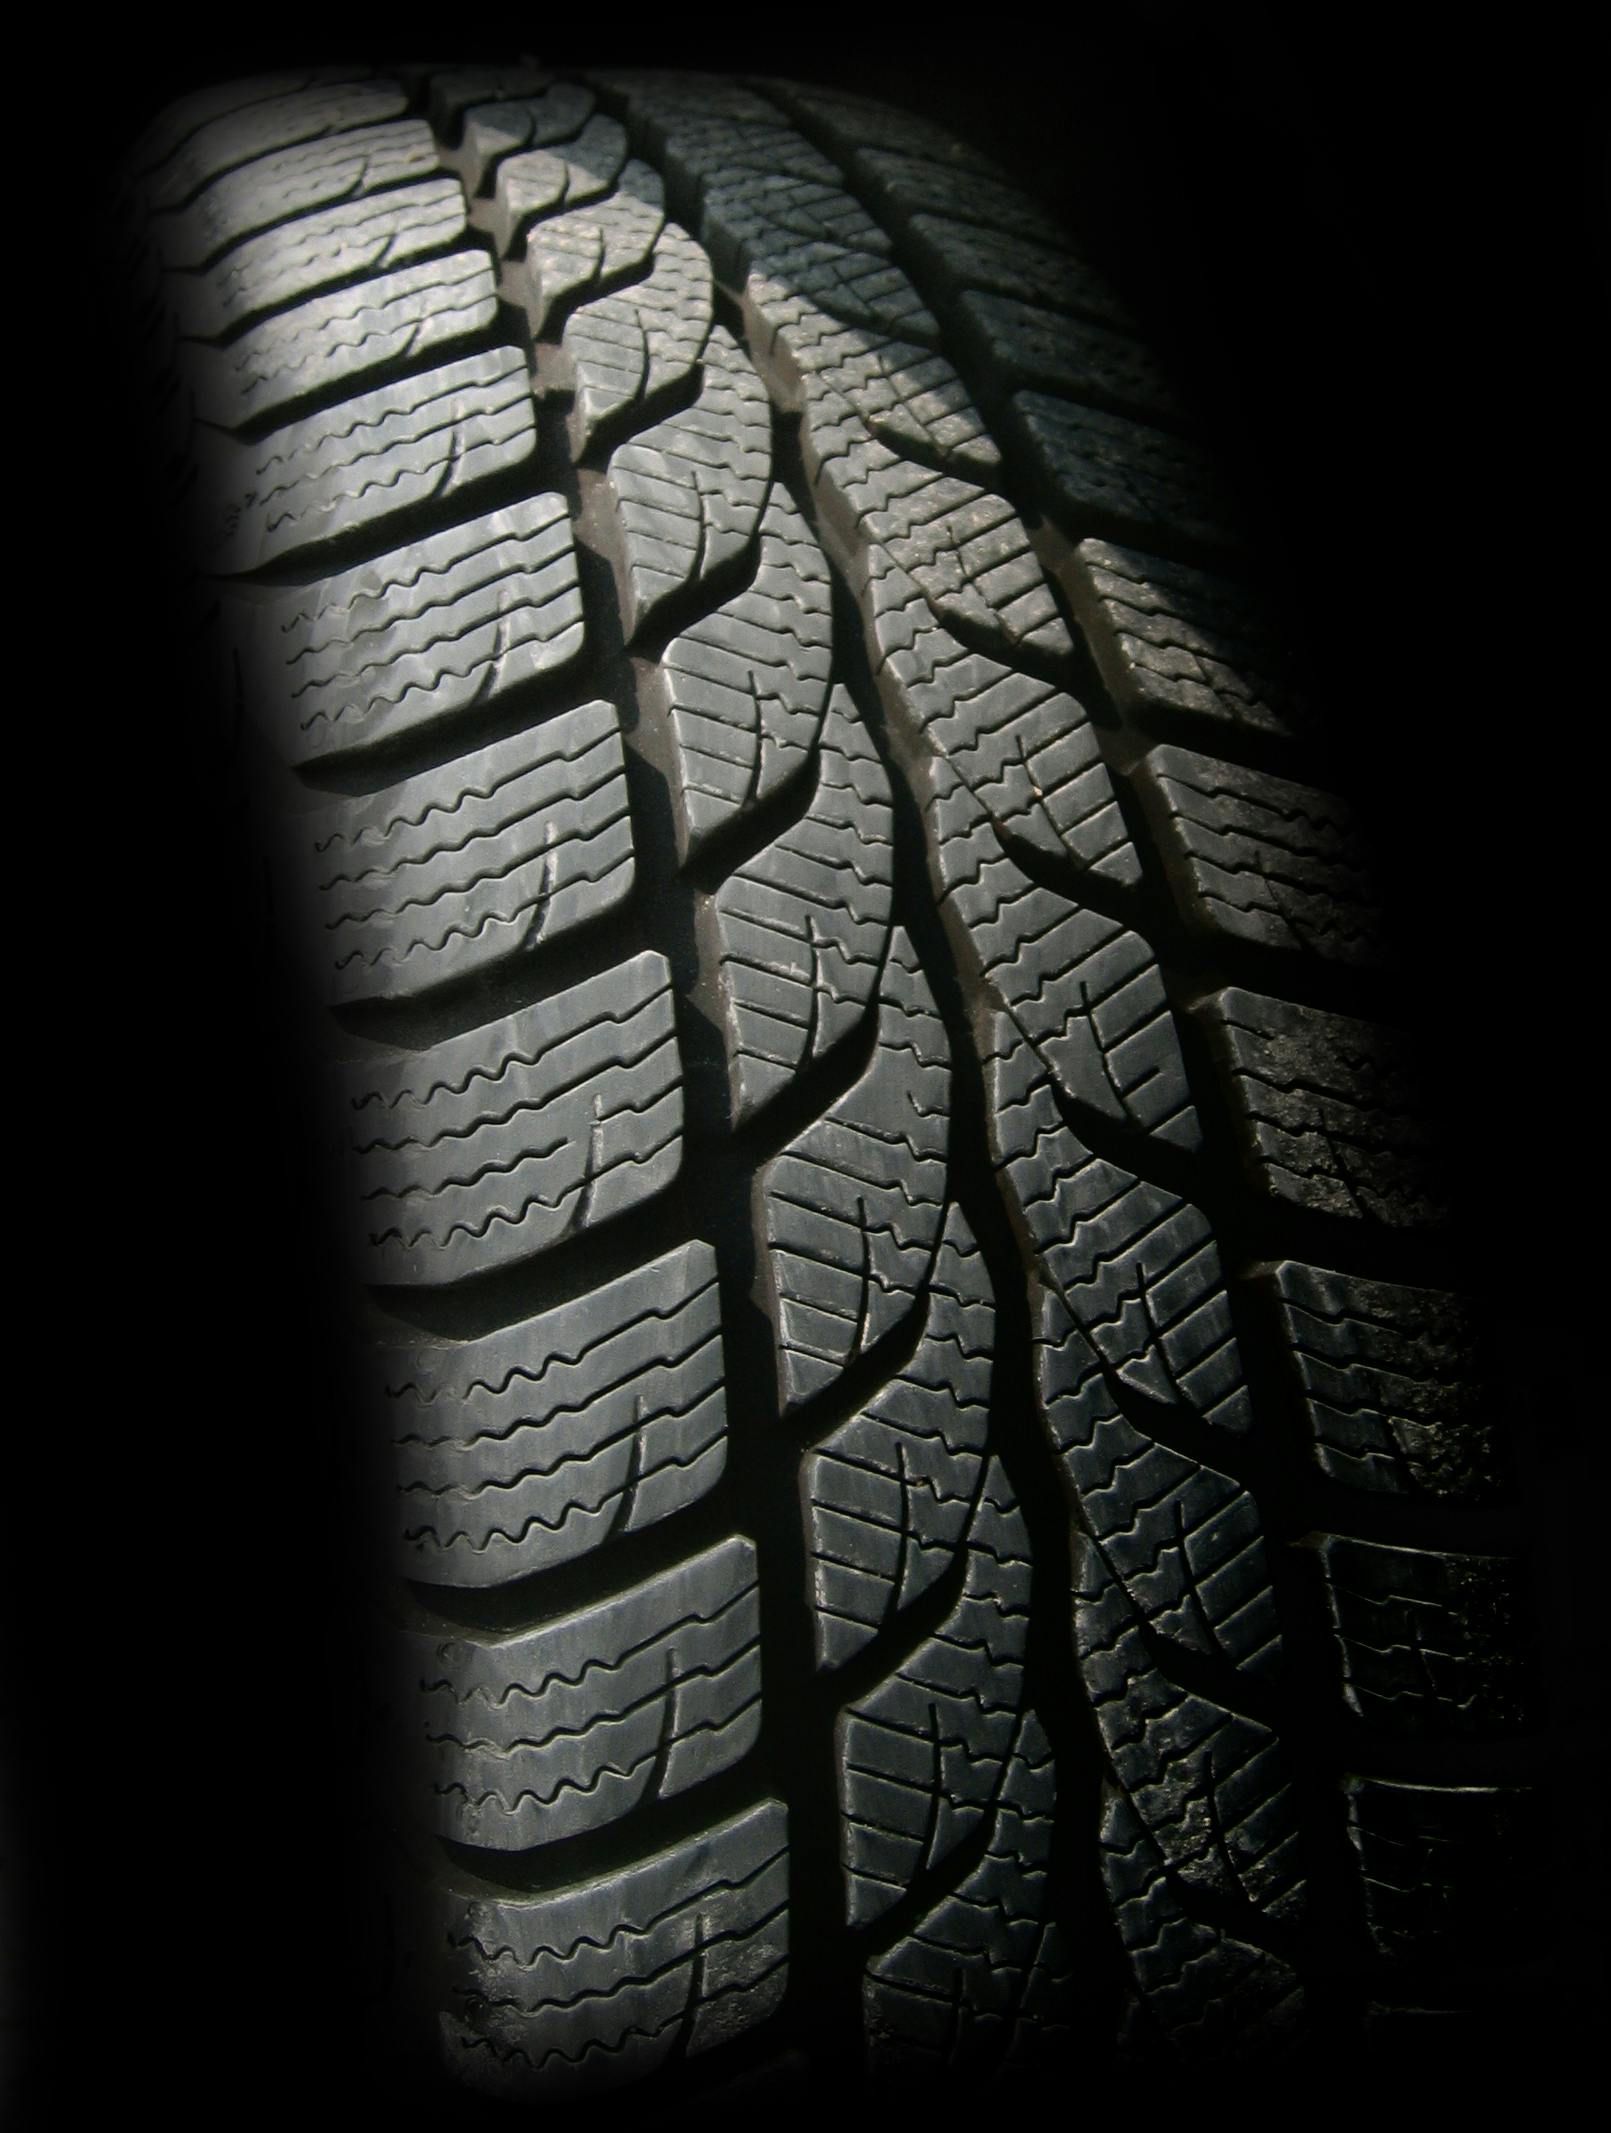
902 211 1136 328
760 929 949 1409
347 951 683 1285
634 111 840 197
602 324 771 638
174 179 469 340
1080 1560 1304 1927
805 1208 993 1669
1360 2003 1489 2053
839 145 1083 254
696 160 896 283
1309 1535 1536 1733
604 74 787 142
992 1025 1250 1431
454 84 597 194
489 114 631 256
156 119 442 269
1039 1288 1278 1670
1196 989 1442 1227
710 688 894 1121
863 1713 1072 2072
522 161 666 333
1009 395 1242 554
617 97 849 250
725 223 939 345
1140 744 1382 963
953 287 1183 423
657 114 908 315
191 250 498 428
301 699 632 1003
1344 1778 1541 1961
839 1463 1032 1924
428 65 555 138
203 348 537 573
444 1799 788 2094
1101 1786 1303 2058
248 494 581 764
145 79 407 213
765 314 1000 479
386 1242 726 1587
932 765 1195 1147
1268 1263 1503 1499
132 69 372 177
636 96 1071 663
1066 539 1303 741
793 374 1066 660
413 1537 761 1847
558 215 712 451
867 553 1131 881
655 485 833 860
766 87 1002 179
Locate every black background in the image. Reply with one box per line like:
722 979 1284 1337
9 9 1604 2119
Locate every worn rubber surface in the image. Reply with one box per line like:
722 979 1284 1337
122 62 1552 2102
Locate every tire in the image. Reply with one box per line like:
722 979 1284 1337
119 61 1555 2104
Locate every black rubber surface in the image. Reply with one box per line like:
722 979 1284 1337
14 21 1602 2125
